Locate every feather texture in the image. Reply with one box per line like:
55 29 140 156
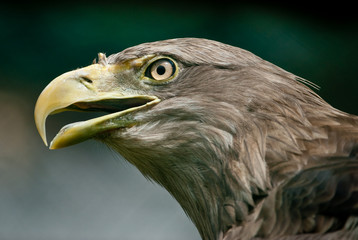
97 38 358 239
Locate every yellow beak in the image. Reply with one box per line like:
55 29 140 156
34 62 159 149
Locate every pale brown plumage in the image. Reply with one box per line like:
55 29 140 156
35 38 358 240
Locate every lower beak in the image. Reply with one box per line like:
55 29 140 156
34 63 159 149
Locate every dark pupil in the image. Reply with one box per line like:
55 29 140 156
156 65 166 75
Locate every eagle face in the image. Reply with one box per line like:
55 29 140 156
35 38 255 170
35 38 358 240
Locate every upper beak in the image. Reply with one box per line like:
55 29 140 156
34 60 159 149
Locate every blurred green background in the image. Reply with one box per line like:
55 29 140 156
0 3 357 240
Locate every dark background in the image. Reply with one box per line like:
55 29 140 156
1 3 357 240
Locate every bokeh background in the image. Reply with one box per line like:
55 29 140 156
1 3 357 240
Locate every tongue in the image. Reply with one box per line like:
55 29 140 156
70 98 154 113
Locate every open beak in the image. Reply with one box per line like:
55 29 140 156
34 58 160 149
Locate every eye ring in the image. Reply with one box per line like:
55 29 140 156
146 58 176 81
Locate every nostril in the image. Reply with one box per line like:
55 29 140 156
79 76 95 90
81 76 93 84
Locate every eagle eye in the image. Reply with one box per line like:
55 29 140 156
146 58 176 81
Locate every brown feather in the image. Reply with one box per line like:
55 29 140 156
97 38 358 239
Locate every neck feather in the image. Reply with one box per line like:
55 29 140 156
105 122 267 240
